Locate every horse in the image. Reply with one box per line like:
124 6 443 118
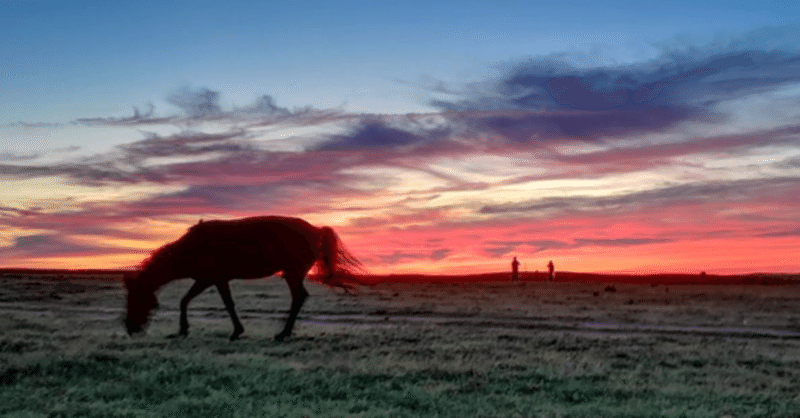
123 216 364 341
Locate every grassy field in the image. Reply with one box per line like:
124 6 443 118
1 273 799 417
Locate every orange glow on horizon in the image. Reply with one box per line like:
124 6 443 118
2 207 798 275
4 235 798 276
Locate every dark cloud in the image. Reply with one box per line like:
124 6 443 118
10 234 59 252
551 124 800 173
121 130 251 161
450 105 702 141
482 239 572 257
131 102 155 120
376 251 420 265
75 90 305 126
159 148 373 187
75 102 177 126
573 237 671 247
136 183 300 214
482 237 668 257
432 26 800 142
758 227 800 238
161 88 318 121
0 206 33 217
0 161 162 184
1 121 62 128
479 200 569 215
527 240 572 252
0 129 258 185
0 151 40 162
776 155 800 169
237 95 291 116
7 233 124 257
2 117 426 222
482 241 525 257
166 87 222 118
315 119 451 151
429 248 451 261
499 51 798 111
113 149 385 217
480 177 800 216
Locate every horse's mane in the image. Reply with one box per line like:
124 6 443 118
138 223 204 274
139 240 180 272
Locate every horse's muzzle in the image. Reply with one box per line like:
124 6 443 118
124 319 144 336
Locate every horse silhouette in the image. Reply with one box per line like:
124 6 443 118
123 216 364 341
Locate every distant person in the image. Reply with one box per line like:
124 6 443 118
548 260 555 282
511 257 520 282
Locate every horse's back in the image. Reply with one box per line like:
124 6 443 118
186 216 320 279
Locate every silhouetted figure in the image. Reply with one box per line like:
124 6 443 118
123 216 365 341
511 256 520 282
548 260 555 282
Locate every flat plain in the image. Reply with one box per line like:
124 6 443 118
1 271 799 417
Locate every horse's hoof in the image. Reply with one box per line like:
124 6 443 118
274 332 289 341
167 333 186 339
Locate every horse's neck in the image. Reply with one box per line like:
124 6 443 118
141 265 183 292
153 272 180 291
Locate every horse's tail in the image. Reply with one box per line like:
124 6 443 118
315 226 369 292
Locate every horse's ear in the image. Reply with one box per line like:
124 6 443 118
198 219 204 224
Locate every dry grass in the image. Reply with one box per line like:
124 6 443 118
1 275 799 417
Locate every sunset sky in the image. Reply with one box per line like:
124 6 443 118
2 1 800 275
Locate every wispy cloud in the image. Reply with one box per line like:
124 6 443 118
480 237 671 258
166 87 223 118
479 177 800 216
432 26 800 142
315 119 452 151
2 26 800 273
121 130 252 161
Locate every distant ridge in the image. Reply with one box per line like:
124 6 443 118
0 268 797 285
366 271 800 286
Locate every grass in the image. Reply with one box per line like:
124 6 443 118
1 277 799 417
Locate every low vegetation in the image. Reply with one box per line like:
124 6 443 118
1 275 799 417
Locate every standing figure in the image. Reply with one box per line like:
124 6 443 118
511 256 520 282
547 260 555 282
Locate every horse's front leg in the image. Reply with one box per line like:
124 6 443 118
215 281 244 341
179 280 212 337
275 273 309 341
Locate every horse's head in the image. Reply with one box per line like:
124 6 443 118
122 271 158 335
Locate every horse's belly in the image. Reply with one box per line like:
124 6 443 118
192 241 281 279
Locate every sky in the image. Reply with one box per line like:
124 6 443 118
2 0 800 275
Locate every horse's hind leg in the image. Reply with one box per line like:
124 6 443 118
275 272 309 341
179 280 212 337
216 281 244 341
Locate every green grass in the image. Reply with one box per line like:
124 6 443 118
1 278 799 417
2 321 798 417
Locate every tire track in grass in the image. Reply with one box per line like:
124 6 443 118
2 301 799 340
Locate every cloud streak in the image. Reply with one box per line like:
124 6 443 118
432 26 800 142
2 26 800 273
315 119 452 151
479 177 800 216
166 87 223 118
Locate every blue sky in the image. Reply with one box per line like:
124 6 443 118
2 1 800 274
4 0 797 122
